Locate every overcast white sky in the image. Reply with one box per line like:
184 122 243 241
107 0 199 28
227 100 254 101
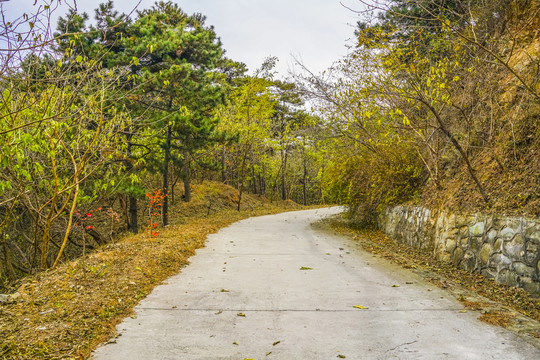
3 0 366 78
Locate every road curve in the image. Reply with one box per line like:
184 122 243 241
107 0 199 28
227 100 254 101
93 207 540 359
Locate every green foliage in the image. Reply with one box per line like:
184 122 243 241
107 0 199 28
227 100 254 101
323 141 423 226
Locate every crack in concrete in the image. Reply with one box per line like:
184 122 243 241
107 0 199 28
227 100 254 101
137 307 466 312
386 340 419 352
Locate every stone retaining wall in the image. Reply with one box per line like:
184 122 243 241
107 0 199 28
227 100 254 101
378 206 540 294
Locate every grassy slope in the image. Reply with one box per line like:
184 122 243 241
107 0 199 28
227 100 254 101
0 182 303 359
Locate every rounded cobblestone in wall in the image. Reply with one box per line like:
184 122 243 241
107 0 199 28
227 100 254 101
493 238 503 252
480 243 491 265
497 269 518 287
491 253 512 268
459 226 469 238
520 277 540 294
445 238 457 253
471 237 483 252
504 242 524 258
469 222 485 237
463 250 476 271
526 227 540 244
453 247 464 266
525 242 538 265
439 252 452 263
500 226 516 241
487 229 498 242
513 234 524 245
513 262 535 277
482 268 496 279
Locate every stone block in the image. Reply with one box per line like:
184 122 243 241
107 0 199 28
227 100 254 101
439 252 451 263
513 262 535 277
445 238 457 253
446 228 459 238
469 222 485 237
497 269 518 287
500 227 515 241
453 247 464 265
479 243 492 265
526 242 539 254
462 251 476 271
457 226 468 238
526 227 540 244
481 269 496 279
520 277 540 294
455 215 467 227
491 218 504 231
471 237 483 252
493 238 503 252
504 243 524 259
526 252 537 265
491 253 512 267
513 234 524 245
487 229 498 241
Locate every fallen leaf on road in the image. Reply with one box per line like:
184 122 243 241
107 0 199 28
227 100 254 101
220 289 229 292
460 310 467 313
300 267 313 270
215 310 222 315
237 312 246 317
392 284 400 287
353 305 368 309
273 340 281 346
233 342 238 345
266 352 272 356
338 355 347 358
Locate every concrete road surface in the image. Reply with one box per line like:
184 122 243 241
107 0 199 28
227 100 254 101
92 207 540 359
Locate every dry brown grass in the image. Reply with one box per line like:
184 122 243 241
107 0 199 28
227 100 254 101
461 301 491 311
0 182 303 359
479 312 516 328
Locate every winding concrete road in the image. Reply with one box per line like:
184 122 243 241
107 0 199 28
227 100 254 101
93 208 540 359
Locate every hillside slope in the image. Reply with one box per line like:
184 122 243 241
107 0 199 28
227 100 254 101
0 182 303 359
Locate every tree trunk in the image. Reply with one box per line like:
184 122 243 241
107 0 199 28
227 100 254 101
84 227 106 246
125 132 138 234
162 124 172 226
182 151 192 202
171 171 181 205
1 234 16 280
221 145 226 183
424 101 490 205
281 147 288 201
237 144 251 211
252 166 258 194
128 196 138 234
261 163 266 196
303 150 308 206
